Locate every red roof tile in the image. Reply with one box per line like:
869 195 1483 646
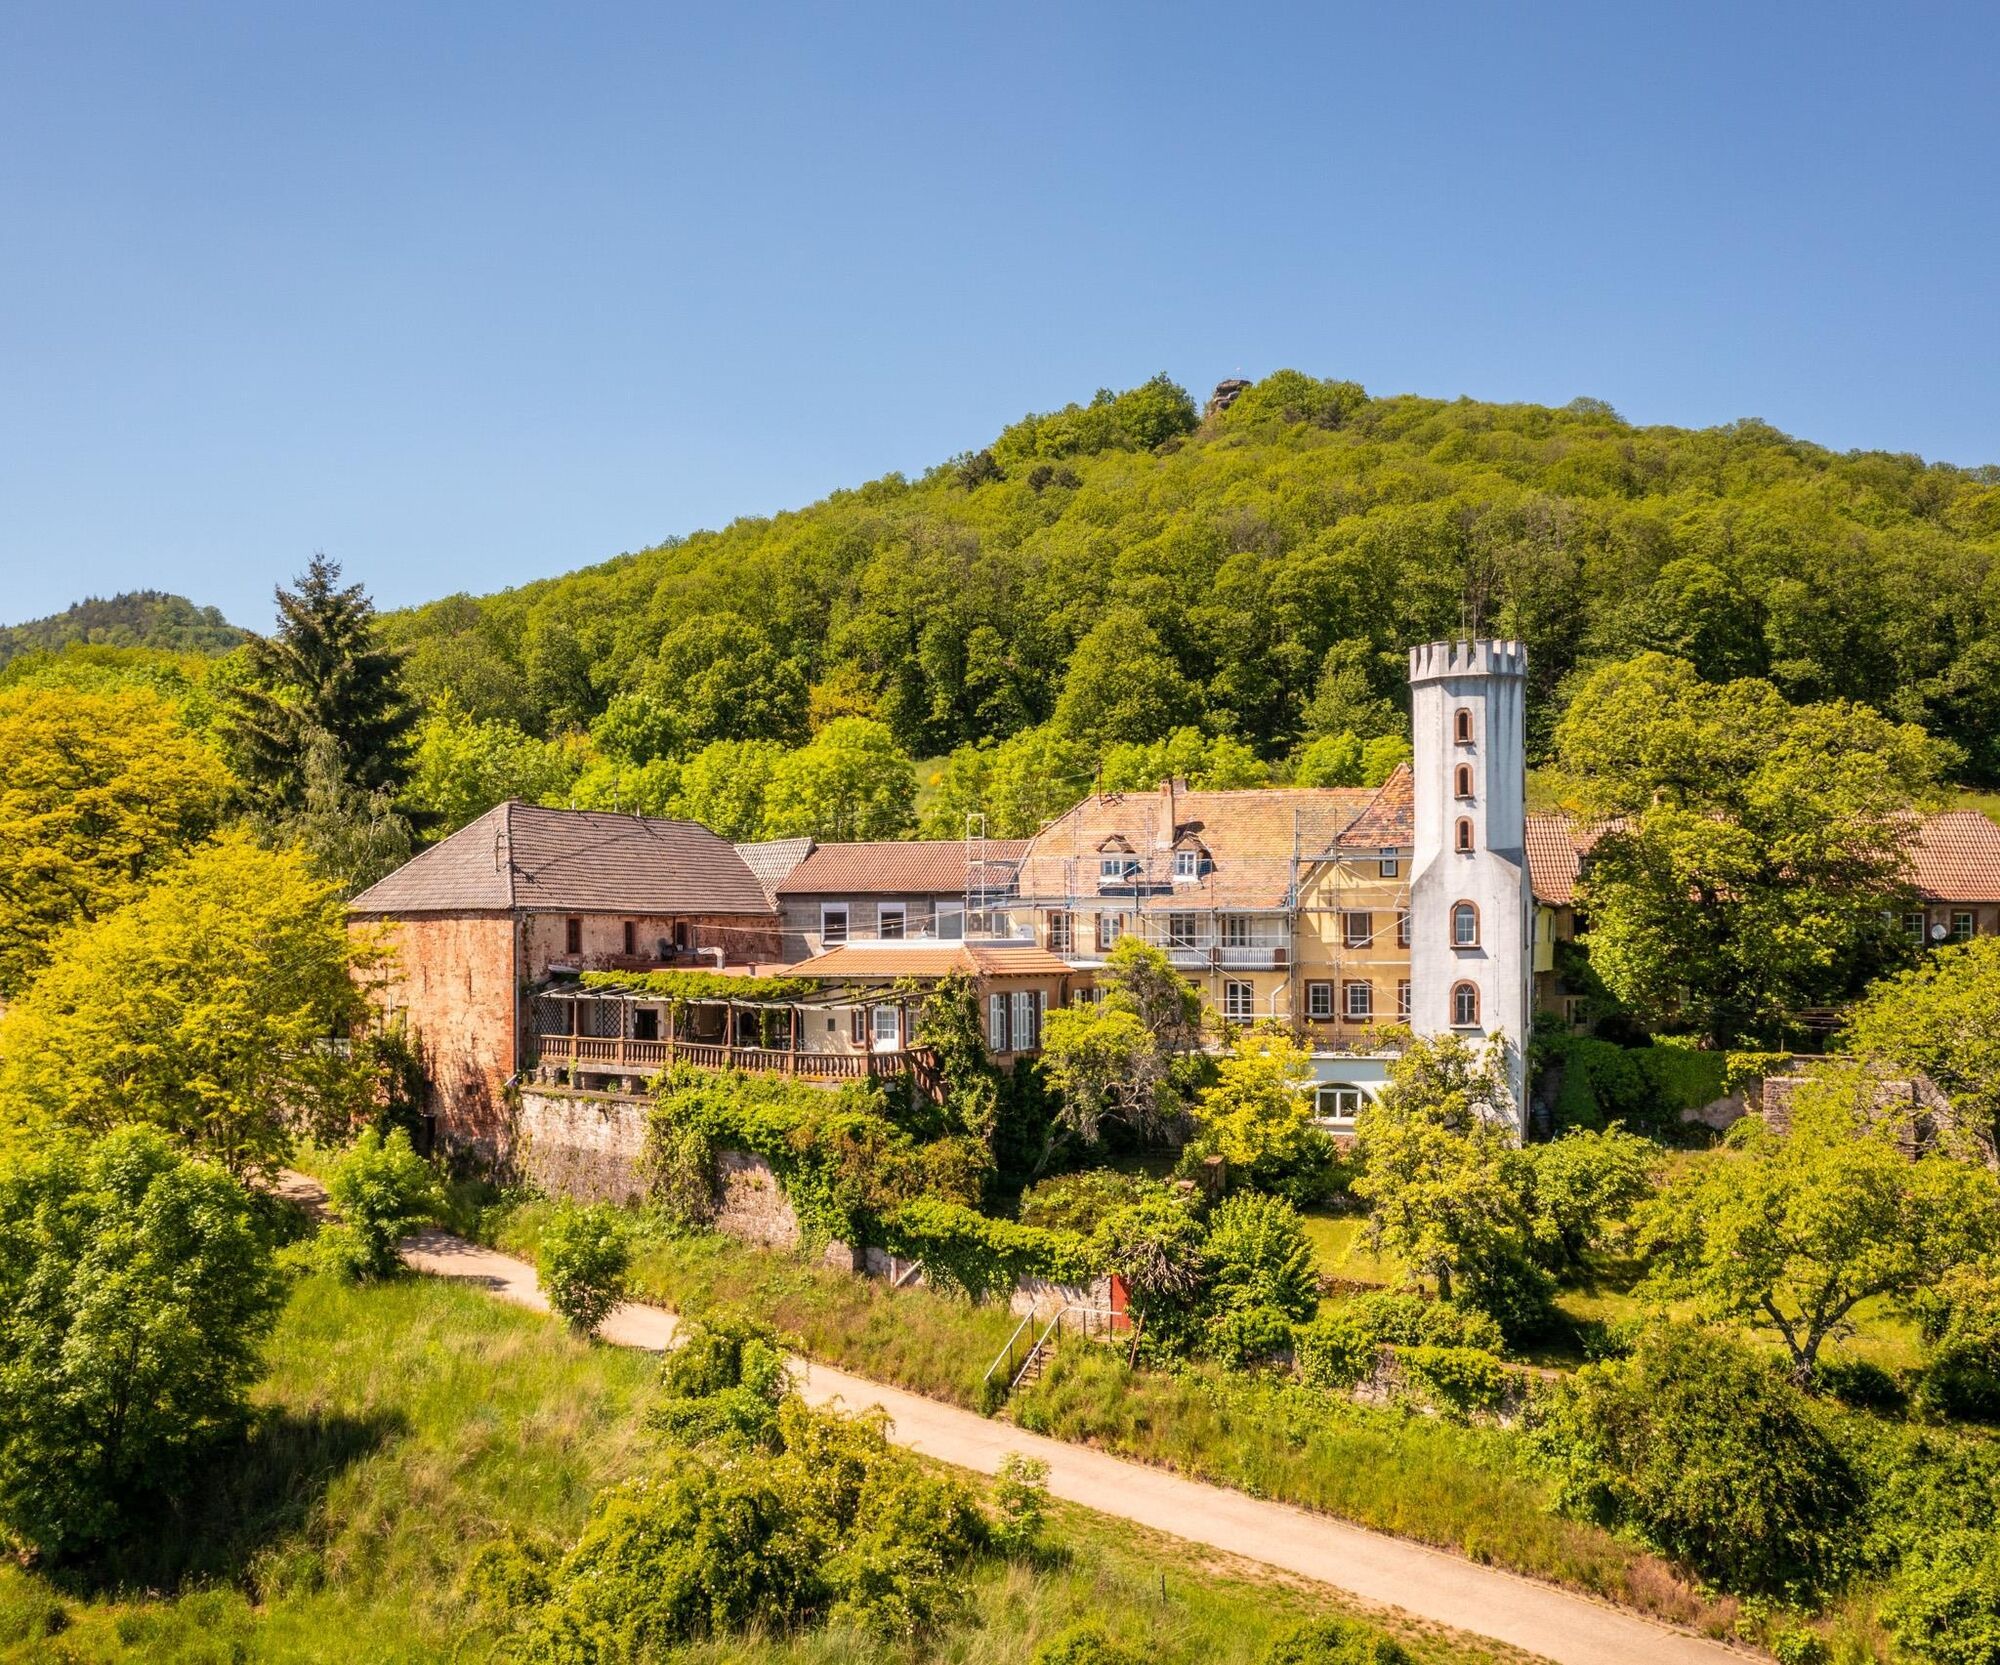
1335 765 1414 851
774 838 1030 897
1906 809 2000 902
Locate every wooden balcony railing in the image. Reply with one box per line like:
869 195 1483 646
535 1033 938 1085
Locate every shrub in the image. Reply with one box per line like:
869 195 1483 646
883 1196 1092 1302
1293 1314 1378 1392
988 1453 1050 1558
1913 1262 2000 1422
1335 1291 1504 1353
1018 1169 1148 1234
1529 1323 1858 1596
1032 1623 1145 1665
0 1127 283 1554
1881 1528 2000 1665
1813 1356 1905 1414
537 1202 632 1335
1206 1304 1297 1369
321 1127 439 1280
1204 1191 1318 1324
649 1311 791 1447
1515 1127 1656 1272
1457 1241 1558 1345
1398 1346 1508 1421
1263 1615 1411 1663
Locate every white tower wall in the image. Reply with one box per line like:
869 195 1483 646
1406 639 1533 1134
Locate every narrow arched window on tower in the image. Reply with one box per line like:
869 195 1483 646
1451 901 1480 946
1454 816 1474 853
1454 707 1474 744
1453 763 1474 800
1451 981 1480 1026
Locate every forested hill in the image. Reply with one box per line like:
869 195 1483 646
381 371 2000 781
0 591 246 667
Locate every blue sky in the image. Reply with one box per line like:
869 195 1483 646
2 3 1995 630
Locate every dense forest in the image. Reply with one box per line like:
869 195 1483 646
0 590 245 666
378 370 2000 790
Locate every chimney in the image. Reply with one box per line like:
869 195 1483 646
1160 776 1186 851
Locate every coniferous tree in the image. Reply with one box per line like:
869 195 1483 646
225 556 417 808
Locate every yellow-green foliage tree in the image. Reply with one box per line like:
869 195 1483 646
1638 1065 2000 1382
1186 1026 1337 1201
0 835 373 1177
0 685 231 995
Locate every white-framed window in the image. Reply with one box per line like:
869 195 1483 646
1378 848 1400 879
1903 910 1927 944
988 994 1007 1050
1097 912 1124 952
1452 981 1480 1027
1314 1084 1365 1121
1343 910 1371 949
1221 914 1253 948
821 904 849 945
851 1007 868 1045
873 1005 901 1051
1953 910 1976 941
877 901 907 939
1174 849 1201 881
1397 910 1411 948
1222 980 1255 1021
1397 979 1412 1019
1010 990 1039 1051
1166 912 1199 948
1100 854 1139 883
1306 980 1334 1019
1452 902 1480 947
1047 911 1074 953
934 901 964 940
1344 980 1374 1020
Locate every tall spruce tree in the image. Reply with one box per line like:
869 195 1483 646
226 556 417 808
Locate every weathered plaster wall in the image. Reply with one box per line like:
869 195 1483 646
523 911 781 979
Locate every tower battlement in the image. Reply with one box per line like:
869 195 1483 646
1408 638 1528 685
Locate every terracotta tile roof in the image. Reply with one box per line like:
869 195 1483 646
1522 808 2000 907
786 940 1074 980
1334 765 1414 851
774 838 1030 898
1525 815 1586 905
1015 785 1376 911
349 801 775 918
734 837 815 903
1907 809 2000 902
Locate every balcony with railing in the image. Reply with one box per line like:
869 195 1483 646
1130 915 1290 972
533 1031 940 1088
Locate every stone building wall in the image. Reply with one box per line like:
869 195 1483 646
357 912 518 1152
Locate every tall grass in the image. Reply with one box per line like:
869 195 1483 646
0 1273 1508 1665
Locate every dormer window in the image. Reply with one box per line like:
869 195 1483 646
1099 855 1140 882
1454 707 1475 745
1173 849 1201 881
1454 763 1475 800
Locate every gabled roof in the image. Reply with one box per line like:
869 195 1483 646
349 801 775 918
1015 785 1376 910
1907 810 2000 902
1334 765 1414 852
1525 814 1589 905
735 837 815 903
773 838 1030 898
787 940 1074 980
1522 807 2000 907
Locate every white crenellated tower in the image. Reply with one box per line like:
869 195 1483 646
1406 639 1533 1134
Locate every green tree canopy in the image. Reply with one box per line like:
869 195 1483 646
676 738 788 842
1638 1067 2000 1380
1052 612 1198 751
224 555 418 808
0 685 230 994
1554 652 1944 1045
0 835 374 1177
0 1127 283 1555
760 717 916 841
1843 937 2000 1166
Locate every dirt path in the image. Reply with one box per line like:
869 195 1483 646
387 1224 1744 1665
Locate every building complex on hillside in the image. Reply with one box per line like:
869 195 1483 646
349 638 2000 1155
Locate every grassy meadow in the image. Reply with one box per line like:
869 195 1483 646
0 1270 1519 1665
